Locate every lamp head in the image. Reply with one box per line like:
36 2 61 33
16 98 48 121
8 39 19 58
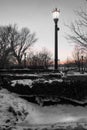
52 8 60 20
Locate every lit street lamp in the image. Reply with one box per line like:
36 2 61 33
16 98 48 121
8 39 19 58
52 8 60 70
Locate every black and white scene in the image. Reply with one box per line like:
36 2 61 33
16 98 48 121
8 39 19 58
0 0 87 130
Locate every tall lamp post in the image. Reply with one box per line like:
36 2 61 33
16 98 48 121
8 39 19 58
24 53 26 68
81 55 84 74
52 8 60 70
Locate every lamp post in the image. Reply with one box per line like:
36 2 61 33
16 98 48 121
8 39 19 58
24 53 26 68
81 55 84 74
52 8 60 70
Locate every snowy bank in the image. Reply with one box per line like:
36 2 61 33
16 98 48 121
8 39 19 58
1 89 87 129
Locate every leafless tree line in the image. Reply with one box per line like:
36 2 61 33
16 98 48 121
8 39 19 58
67 2 87 49
65 1 87 71
27 49 52 69
0 24 52 69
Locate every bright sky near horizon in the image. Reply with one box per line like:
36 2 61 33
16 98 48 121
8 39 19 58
0 0 86 62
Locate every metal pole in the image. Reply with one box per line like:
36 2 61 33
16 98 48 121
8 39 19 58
24 53 26 68
54 19 58 70
82 55 84 74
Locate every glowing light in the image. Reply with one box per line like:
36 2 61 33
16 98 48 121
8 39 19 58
52 8 60 20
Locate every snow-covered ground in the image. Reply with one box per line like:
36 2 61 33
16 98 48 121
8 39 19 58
67 71 87 76
2 71 87 79
10 71 87 88
11 78 63 87
2 71 64 76
11 79 33 87
0 89 87 130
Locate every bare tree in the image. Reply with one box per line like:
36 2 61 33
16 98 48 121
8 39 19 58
72 45 81 71
64 57 72 70
10 26 37 65
27 48 52 69
66 1 87 50
72 45 87 71
38 48 52 69
0 24 37 67
0 25 16 68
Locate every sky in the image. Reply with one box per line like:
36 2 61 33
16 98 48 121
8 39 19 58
0 0 86 62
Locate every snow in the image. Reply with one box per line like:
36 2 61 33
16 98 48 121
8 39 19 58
11 78 63 88
1 71 87 78
1 72 62 78
44 79 63 83
0 89 87 129
1 70 87 129
67 72 87 76
25 104 87 124
11 79 33 88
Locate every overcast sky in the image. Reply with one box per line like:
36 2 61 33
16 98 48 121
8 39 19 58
0 0 86 62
